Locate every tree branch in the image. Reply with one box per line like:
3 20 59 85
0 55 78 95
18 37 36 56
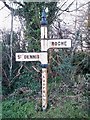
10 64 23 85
32 66 40 73
13 2 24 7
51 0 75 22
57 0 75 16
2 67 10 86
67 2 89 12
3 2 14 12
0 5 5 11
24 65 40 73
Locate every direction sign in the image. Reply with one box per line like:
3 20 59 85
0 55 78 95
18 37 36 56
16 52 48 64
15 9 72 111
48 39 71 49
16 53 39 61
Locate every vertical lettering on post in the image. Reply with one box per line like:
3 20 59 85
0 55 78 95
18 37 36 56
42 68 47 110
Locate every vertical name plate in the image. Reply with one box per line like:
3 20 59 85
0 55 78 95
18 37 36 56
42 68 47 110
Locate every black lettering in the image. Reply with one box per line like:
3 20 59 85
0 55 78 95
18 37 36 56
37 55 39 58
43 87 45 89
64 41 67 46
55 42 57 46
61 42 64 45
43 75 45 78
43 83 45 86
18 55 21 59
27 55 29 59
52 42 54 46
24 55 26 59
30 55 32 58
33 55 36 58
43 80 45 82
58 42 61 46
43 90 45 93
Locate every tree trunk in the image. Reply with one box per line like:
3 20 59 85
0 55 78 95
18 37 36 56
10 3 14 80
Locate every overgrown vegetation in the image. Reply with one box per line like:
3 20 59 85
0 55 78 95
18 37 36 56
2 51 90 118
2 74 89 118
2 95 88 118
1 1 90 119
2 51 89 118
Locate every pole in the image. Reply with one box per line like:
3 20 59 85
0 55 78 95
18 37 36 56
41 9 48 111
10 2 13 80
88 2 90 46
42 68 48 110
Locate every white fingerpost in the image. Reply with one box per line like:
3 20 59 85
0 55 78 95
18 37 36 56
16 52 47 64
41 9 48 52
48 39 71 49
41 9 48 111
15 8 72 112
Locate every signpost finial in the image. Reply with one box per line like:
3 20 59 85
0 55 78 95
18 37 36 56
41 9 47 26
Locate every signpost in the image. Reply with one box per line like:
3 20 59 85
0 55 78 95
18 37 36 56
40 9 48 110
16 9 71 111
48 39 71 49
16 52 47 64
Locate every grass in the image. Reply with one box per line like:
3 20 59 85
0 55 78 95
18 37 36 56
2 95 88 118
2 80 89 119
2 100 36 118
0 102 2 119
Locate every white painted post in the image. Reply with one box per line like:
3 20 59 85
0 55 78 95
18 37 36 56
42 68 47 110
15 9 72 112
41 26 48 51
41 9 48 111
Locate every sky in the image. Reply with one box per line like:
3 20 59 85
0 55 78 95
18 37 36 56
0 2 21 31
0 0 89 31
0 2 10 30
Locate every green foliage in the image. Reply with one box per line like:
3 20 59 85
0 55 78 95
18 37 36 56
71 52 90 75
2 100 36 118
2 2 90 119
2 2 58 95
60 100 88 118
15 2 58 52
58 57 73 83
0 74 2 119
2 76 89 118
2 31 21 95
2 95 88 118
3 62 42 98
48 50 74 84
71 52 86 66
